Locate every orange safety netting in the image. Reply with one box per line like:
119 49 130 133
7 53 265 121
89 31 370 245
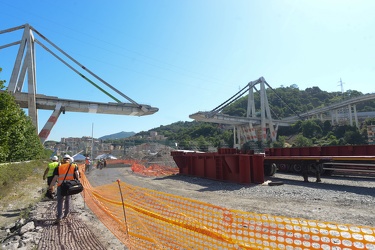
78 165 375 250
131 163 179 177
98 159 179 177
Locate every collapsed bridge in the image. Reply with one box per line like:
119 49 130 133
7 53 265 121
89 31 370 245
0 24 158 143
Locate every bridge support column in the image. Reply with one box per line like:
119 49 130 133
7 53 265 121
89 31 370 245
353 104 359 128
249 123 258 142
258 78 276 142
233 126 237 149
259 81 267 142
38 103 63 144
348 104 353 126
245 82 259 143
7 24 38 131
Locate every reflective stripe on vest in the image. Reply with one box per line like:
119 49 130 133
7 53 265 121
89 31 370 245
47 162 59 177
57 163 76 186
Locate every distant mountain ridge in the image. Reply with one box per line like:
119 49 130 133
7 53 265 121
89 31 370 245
99 131 136 140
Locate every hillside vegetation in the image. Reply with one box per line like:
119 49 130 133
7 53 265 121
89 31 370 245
0 69 51 220
223 85 375 118
0 68 48 163
106 85 375 151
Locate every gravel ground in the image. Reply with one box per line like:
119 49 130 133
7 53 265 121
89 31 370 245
88 164 375 228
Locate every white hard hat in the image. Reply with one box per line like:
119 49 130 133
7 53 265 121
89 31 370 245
51 156 58 161
63 154 71 160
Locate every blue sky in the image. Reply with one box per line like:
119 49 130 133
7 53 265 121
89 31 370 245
1 0 374 141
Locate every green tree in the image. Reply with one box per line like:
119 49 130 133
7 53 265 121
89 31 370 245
343 130 366 145
301 120 322 138
293 134 313 147
364 118 375 125
325 134 340 146
221 130 233 148
333 125 357 139
322 120 332 135
0 68 5 89
272 135 287 148
197 136 209 151
0 69 44 162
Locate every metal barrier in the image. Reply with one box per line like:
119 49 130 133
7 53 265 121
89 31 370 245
266 145 375 157
171 150 265 184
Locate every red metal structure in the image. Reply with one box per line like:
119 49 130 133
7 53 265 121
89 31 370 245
171 148 265 184
265 144 375 175
171 145 375 185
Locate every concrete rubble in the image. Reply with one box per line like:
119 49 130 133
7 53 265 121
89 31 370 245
1 216 41 249
0 194 121 250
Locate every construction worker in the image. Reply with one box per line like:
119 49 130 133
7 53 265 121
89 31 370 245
85 156 91 173
97 158 104 170
43 156 60 198
48 154 80 225
302 163 322 183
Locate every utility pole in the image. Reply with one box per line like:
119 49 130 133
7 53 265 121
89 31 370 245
338 78 345 93
91 123 94 160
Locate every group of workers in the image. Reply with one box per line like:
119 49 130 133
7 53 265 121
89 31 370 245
42 154 104 225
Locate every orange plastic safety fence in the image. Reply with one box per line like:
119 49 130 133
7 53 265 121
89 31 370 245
106 159 138 165
104 159 179 177
78 165 375 249
131 163 179 177
79 166 129 245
